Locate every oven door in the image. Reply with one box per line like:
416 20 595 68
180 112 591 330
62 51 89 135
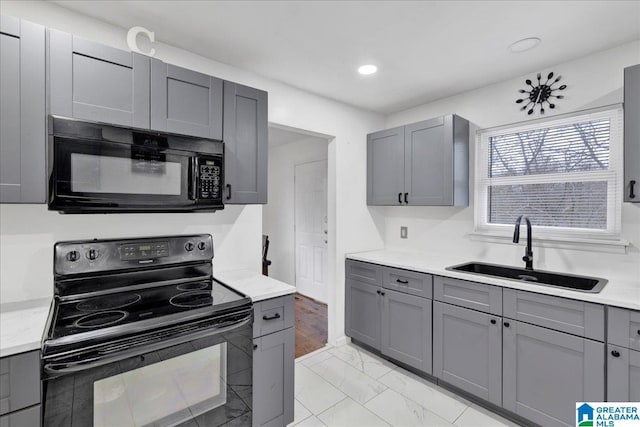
42 311 252 427
49 134 203 213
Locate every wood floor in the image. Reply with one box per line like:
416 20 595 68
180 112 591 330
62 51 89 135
294 293 328 358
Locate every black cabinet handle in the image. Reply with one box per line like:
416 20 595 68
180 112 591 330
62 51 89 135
630 180 637 199
398 193 402 204
380 291 386 296
376 290 381 295
404 192 408 204
490 319 497 324
226 184 232 200
637 329 640 335
503 322 510 327
262 313 281 321
396 279 409 284
611 350 621 358
253 344 258 350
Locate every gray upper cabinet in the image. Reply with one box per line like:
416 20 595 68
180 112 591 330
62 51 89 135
624 64 640 202
607 346 640 402
503 321 604 427
381 289 432 373
433 301 502 406
48 29 150 128
151 59 223 139
0 16 46 203
223 81 268 204
367 115 469 206
366 126 405 205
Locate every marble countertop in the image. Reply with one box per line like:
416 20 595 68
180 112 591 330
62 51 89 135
215 269 296 302
347 249 640 311
0 298 51 358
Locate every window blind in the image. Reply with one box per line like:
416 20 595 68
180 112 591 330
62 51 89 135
475 106 623 241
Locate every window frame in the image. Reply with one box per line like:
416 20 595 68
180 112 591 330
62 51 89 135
474 105 624 243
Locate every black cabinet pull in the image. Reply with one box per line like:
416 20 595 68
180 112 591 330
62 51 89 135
637 329 640 335
490 319 497 324
611 350 621 358
253 344 258 350
398 193 402 204
396 279 409 284
226 184 232 200
404 192 408 204
380 291 386 296
630 180 637 199
262 313 281 321
376 290 381 295
503 322 510 327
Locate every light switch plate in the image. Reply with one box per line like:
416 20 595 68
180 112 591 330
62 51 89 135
400 226 408 239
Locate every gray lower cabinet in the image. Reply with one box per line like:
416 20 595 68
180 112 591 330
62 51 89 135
48 29 150 128
503 320 605 427
366 115 469 206
223 81 268 204
381 289 432 373
151 59 223 139
433 301 502 406
624 64 640 202
607 346 640 401
252 295 294 427
0 405 40 427
0 350 40 426
0 16 46 203
253 327 294 427
345 278 381 349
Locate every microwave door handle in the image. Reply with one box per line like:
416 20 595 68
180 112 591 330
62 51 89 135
189 157 198 200
43 314 252 376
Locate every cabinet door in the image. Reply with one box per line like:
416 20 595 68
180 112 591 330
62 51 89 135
0 351 40 416
381 289 432 373
503 321 604 427
607 346 640 402
0 17 46 203
433 301 502 406
0 405 40 427
253 328 294 427
223 81 268 204
624 64 640 203
367 126 405 205
345 279 381 349
48 29 150 128
151 60 222 139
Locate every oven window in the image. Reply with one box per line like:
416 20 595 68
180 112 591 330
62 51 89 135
93 343 227 427
71 153 182 195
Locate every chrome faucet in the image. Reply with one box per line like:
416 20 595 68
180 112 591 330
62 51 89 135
513 215 534 270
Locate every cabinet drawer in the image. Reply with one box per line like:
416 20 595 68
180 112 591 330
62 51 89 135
503 289 604 341
253 295 294 338
345 259 382 287
0 351 40 416
382 267 432 299
0 404 40 427
608 307 640 351
433 276 502 315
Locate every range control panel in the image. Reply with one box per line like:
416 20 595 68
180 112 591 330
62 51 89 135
54 235 214 276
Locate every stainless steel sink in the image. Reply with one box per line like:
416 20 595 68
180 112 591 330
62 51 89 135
445 262 607 293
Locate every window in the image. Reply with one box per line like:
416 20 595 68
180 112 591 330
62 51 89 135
475 106 623 242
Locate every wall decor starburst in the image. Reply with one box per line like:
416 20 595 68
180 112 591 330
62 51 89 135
516 72 566 115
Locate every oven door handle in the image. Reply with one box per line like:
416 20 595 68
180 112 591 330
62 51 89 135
43 314 251 376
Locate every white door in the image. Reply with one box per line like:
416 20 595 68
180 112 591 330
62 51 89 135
295 160 328 303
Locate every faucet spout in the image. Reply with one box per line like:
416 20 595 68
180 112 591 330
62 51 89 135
513 215 534 270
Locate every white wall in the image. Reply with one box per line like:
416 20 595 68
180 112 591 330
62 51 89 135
263 138 328 287
0 1 386 345
383 41 640 281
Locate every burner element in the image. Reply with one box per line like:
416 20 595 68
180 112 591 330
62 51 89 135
176 282 208 291
170 291 213 308
76 294 141 312
74 311 128 328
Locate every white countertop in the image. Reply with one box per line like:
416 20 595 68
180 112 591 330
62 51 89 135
347 249 640 311
0 298 51 358
215 269 296 302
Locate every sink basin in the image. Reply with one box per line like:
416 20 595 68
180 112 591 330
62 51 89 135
445 262 607 293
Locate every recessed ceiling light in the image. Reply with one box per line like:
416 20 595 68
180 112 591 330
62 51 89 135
358 64 378 75
509 37 541 53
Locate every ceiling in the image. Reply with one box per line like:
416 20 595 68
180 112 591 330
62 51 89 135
53 1 640 114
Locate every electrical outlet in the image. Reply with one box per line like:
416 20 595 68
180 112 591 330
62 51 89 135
400 226 408 239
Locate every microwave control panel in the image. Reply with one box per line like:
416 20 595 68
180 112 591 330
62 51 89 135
198 159 221 199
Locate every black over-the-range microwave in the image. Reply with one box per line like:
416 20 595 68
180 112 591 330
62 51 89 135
48 116 224 213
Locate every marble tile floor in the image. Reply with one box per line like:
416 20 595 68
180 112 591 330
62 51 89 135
289 342 521 427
